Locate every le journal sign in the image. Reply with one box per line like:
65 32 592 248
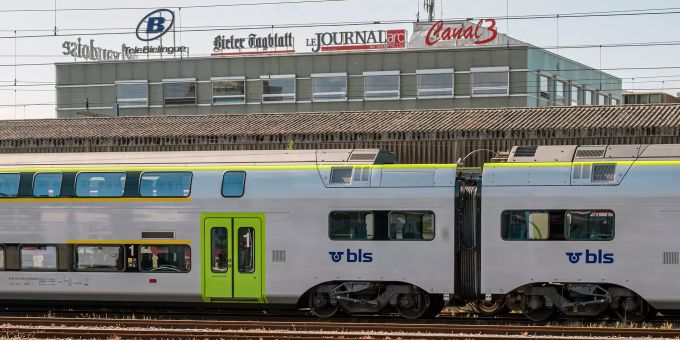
305 29 407 52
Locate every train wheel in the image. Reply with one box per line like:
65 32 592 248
423 294 445 318
309 292 339 318
523 307 555 322
397 289 430 319
474 298 507 315
614 297 651 323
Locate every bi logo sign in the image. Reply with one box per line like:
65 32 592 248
136 9 175 42
329 249 373 263
565 249 614 264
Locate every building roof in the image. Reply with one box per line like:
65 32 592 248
2 104 680 142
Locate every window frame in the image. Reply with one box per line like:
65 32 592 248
470 66 510 97
162 78 197 106
311 73 348 102
261 74 296 103
221 171 246 198
75 171 126 198
115 80 149 108
32 172 63 198
138 244 191 273
363 70 400 100
73 245 125 272
500 209 615 241
139 171 193 198
211 76 246 105
0 173 20 198
19 244 58 271
416 69 454 99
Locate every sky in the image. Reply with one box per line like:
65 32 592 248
0 0 678 119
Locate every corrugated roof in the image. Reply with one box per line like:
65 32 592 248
2 104 680 141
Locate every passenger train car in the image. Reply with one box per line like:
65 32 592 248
0 149 456 319
1 144 679 322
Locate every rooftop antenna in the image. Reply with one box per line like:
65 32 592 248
424 0 435 22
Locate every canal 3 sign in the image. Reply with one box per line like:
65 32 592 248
136 9 175 41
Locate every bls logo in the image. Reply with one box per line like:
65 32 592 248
329 249 373 263
565 249 614 264
136 9 175 42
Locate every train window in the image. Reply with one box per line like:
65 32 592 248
329 211 375 240
33 173 62 197
139 245 191 272
565 211 614 241
238 227 255 273
211 228 228 273
222 171 246 197
0 247 4 270
75 246 125 271
139 172 192 197
388 211 435 240
20 245 57 271
501 211 551 240
330 167 353 185
75 172 126 197
0 173 20 197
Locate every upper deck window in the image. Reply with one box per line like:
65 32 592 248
222 171 246 197
312 73 347 101
76 172 126 197
140 172 192 197
212 77 245 105
364 71 400 99
116 81 148 108
33 173 62 198
471 67 509 96
417 69 454 98
0 174 20 198
163 79 197 105
262 75 295 102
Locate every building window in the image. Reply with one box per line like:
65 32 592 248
539 75 550 101
364 71 400 99
565 211 614 241
501 210 615 241
417 69 454 98
388 211 435 240
75 172 126 197
139 245 191 272
222 171 246 197
33 173 62 198
0 173 20 198
20 245 57 271
75 245 125 271
612 98 620 106
262 75 295 102
598 94 607 105
570 85 580 106
312 73 347 101
163 79 197 105
212 77 245 105
116 81 148 108
555 80 566 105
585 90 593 105
139 172 192 197
471 67 509 96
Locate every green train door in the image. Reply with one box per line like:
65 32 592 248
202 214 264 302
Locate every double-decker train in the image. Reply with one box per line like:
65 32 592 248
0 144 675 322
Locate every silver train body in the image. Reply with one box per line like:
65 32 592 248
0 144 678 321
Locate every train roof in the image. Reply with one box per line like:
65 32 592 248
506 144 680 163
0 149 396 168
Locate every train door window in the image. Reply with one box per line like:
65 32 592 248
75 172 126 197
211 228 228 273
222 171 246 197
20 245 57 271
565 211 614 241
75 246 124 271
238 227 255 273
501 211 550 240
329 211 375 240
0 173 20 197
33 173 62 197
388 211 435 240
139 172 192 197
139 245 191 272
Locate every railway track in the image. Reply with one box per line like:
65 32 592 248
1 316 680 339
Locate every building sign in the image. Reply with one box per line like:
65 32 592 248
409 19 502 48
212 33 295 56
306 29 406 52
136 9 175 41
62 38 137 61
